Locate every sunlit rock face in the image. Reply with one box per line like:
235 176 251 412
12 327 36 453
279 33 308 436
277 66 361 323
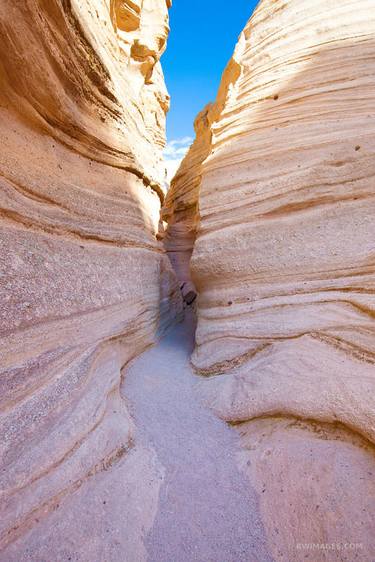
162 106 210 296
161 57 241 299
0 0 181 558
167 0 375 557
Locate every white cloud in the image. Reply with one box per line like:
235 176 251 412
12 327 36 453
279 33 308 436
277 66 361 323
167 136 194 147
163 136 193 182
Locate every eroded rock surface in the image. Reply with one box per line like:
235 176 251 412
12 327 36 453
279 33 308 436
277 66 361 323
0 0 182 558
166 0 375 558
162 55 242 299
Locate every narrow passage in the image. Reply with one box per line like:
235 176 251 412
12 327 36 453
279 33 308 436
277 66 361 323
124 312 272 562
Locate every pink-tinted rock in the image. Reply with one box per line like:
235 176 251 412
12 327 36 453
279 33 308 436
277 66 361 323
0 0 181 558
167 0 375 557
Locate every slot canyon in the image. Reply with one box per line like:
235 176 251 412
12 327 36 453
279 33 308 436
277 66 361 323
0 0 374 561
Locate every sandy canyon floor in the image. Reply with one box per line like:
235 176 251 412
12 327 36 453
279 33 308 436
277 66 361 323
123 311 272 562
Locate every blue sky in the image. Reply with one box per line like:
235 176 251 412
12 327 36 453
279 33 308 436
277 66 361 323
162 0 259 178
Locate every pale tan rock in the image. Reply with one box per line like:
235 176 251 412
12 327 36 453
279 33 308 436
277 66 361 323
0 0 181 558
169 0 375 442
162 55 242 298
235 417 375 562
162 106 210 296
167 0 375 556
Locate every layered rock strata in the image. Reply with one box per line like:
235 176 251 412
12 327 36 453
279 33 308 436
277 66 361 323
162 55 241 298
162 106 210 296
165 0 375 559
0 0 181 559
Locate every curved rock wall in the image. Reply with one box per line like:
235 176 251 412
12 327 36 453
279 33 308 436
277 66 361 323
0 0 182 558
162 55 242 298
162 106 209 295
169 0 375 443
166 0 375 558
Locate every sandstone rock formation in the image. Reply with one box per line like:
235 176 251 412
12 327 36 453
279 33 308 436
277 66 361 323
162 106 210 297
0 0 182 559
162 55 241 299
165 0 375 559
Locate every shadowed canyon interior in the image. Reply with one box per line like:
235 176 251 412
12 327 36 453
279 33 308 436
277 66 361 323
1 0 374 561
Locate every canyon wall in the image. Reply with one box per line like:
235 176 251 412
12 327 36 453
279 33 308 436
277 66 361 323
0 1 182 559
165 0 375 559
162 105 211 296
